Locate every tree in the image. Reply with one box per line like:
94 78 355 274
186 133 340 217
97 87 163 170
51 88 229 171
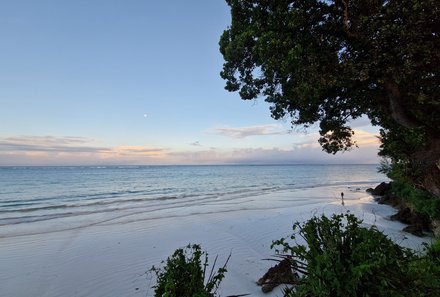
219 0 440 198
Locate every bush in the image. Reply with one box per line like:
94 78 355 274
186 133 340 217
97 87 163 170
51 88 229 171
150 244 229 297
271 213 440 297
379 158 440 220
391 180 440 220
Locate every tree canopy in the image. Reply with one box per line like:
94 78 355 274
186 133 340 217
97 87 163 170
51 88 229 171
220 0 440 198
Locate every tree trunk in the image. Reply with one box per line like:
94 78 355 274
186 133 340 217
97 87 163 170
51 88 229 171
411 136 440 199
385 80 419 129
422 164 440 199
384 79 440 199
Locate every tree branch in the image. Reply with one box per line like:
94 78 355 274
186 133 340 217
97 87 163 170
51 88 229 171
384 80 419 129
336 0 357 38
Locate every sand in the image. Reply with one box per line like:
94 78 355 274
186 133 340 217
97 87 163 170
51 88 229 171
0 185 432 297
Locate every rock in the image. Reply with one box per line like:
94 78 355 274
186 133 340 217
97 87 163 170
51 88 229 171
366 188 374 193
377 195 387 204
257 258 298 293
391 207 413 224
370 182 391 196
391 207 431 236
403 224 424 237
377 192 401 207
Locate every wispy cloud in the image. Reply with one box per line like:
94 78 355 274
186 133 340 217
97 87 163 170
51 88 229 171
107 146 165 156
0 136 166 165
169 145 380 165
352 129 380 146
213 124 289 139
0 129 380 166
0 136 109 153
189 141 202 147
287 129 380 149
169 128 381 164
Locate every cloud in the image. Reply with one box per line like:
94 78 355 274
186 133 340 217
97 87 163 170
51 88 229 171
169 129 381 165
229 145 380 164
213 124 289 139
169 144 380 165
0 136 110 153
0 136 166 165
190 141 202 146
0 129 381 166
288 129 380 149
3 135 92 145
352 129 380 146
110 146 164 155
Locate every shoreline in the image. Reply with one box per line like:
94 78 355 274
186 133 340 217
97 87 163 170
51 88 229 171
0 184 431 297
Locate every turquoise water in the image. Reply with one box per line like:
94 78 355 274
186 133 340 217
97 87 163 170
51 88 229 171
0 165 384 228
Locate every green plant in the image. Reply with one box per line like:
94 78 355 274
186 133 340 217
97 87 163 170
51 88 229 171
220 0 440 199
379 160 440 221
407 239 440 296
150 244 229 297
426 238 440 260
391 180 440 220
272 213 418 297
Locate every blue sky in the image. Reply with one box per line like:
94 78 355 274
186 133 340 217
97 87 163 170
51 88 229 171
0 0 381 165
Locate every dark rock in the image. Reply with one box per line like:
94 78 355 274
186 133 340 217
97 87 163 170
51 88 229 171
412 213 432 232
377 192 402 207
391 207 431 236
377 196 387 204
371 182 391 196
257 258 298 293
371 182 433 237
391 207 413 224
377 194 396 205
403 225 424 237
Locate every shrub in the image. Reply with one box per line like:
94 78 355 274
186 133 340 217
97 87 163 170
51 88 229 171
391 180 440 220
150 244 229 297
272 213 420 297
379 158 440 220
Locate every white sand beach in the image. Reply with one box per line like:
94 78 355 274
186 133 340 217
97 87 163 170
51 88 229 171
0 185 431 297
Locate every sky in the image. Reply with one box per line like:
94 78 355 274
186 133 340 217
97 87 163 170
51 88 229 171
0 0 381 166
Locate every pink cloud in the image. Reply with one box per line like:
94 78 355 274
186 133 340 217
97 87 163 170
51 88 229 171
0 130 381 166
213 124 289 138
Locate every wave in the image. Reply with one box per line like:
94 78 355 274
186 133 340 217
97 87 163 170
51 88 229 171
0 189 152 207
0 180 380 228
1 180 379 213
0 187 275 226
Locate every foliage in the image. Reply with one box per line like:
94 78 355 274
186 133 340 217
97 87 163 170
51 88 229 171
408 239 440 296
379 159 440 220
220 0 440 198
391 180 440 220
272 213 440 296
150 244 229 297
426 238 440 260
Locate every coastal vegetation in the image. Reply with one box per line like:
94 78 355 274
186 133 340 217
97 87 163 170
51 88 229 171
219 0 440 205
150 244 229 297
272 213 440 296
150 1 439 295
151 215 440 296
216 1 440 295
379 160 440 236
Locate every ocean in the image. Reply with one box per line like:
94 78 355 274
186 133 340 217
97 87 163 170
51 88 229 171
3 165 418 297
0 165 385 236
